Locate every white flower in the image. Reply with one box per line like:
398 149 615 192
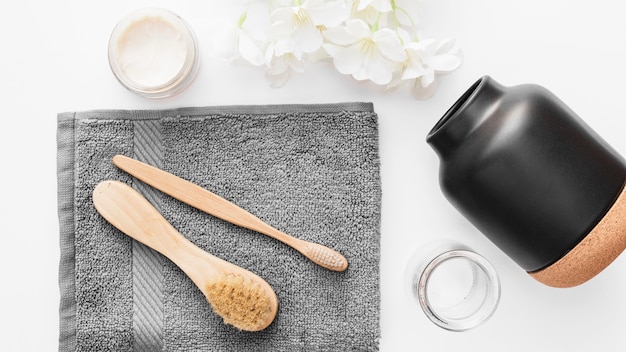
400 38 462 98
261 0 347 86
403 38 461 82
269 0 348 57
264 42 307 87
213 0 463 99
324 19 406 85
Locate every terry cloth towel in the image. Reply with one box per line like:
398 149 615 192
57 103 381 352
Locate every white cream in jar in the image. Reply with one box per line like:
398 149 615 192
108 8 200 99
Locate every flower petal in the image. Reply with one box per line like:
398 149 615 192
307 0 348 27
274 37 296 57
267 56 289 75
401 62 427 80
287 55 307 73
414 38 438 55
293 25 323 53
327 44 364 75
323 25 356 45
238 31 265 66
271 7 298 23
435 38 457 55
369 0 393 12
373 29 407 61
358 51 394 85
346 19 372 39
420 68 435 87
265 42 277 64
357 0 374 11
423 54 462 72
412 78 438 99
396 27 412 46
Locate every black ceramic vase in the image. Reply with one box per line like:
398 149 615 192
427 76 626 287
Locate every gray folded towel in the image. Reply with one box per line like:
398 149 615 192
57 103 381 352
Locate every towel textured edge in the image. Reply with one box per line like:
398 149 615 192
57 114 77 352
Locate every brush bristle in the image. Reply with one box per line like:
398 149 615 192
205 274 275 331
306 243 348 271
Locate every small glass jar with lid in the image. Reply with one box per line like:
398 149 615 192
108 8 200 99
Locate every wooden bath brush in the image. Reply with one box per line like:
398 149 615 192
93 180 278 331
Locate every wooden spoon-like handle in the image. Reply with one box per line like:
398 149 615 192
113 154 348 271
92 180 218 281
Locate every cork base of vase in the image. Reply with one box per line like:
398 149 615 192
529 185 626 288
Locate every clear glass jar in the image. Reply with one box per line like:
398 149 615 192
108 8 200 99
405 240 501 331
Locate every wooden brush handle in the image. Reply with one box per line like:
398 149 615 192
113 154 348 271
113 155 290 240
92 180 219 280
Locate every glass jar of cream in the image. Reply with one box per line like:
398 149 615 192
108 8 200 99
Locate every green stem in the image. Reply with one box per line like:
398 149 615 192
392 4 419 42
237 11 248 28
372 12 381 32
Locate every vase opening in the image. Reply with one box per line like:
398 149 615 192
428 77 485 140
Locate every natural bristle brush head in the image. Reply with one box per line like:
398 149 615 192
205 274 278 331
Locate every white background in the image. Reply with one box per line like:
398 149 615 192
3 0 626 351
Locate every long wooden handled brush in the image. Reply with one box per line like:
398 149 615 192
93 180 278 331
